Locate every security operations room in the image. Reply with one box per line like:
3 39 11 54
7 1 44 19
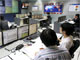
0 0 80 60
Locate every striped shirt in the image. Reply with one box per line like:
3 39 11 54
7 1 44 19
34 46 71 60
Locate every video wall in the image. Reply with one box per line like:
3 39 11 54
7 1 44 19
0 0 19 14
44 2 63 14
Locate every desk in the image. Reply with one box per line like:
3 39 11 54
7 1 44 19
35 18 47 22
0 33 80 60
0 37 46 60
0 33 62 59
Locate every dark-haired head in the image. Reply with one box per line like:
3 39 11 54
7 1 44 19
75 14 79 19
75 14 79 18
40 29 58 47
60 23 74 36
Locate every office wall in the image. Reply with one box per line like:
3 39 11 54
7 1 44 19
23 0 80 23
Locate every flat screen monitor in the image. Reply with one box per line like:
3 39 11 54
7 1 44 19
1 20 9 30
44 3 63 13
23 18 29 24
0 20 9 31
14 18 20 26
32 6 38 11
29 24 37 35
0 0 19 14
22 3 29 9
0 32 2 46
3 28 17 45
18 25 28 39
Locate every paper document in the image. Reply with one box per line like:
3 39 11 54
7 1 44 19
0 56 11 60
9 51 31 60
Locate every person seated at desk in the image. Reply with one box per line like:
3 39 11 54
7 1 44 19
47 13 52 24
34 29 71 60
72 14 80 27
28 12 32 18
58 23 74 50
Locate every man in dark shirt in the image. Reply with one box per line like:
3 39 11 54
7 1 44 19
73 14 80 27
28 12 32 18
47 13 52 24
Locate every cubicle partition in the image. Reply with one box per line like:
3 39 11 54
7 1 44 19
28 19 38 39
0 32 2 46
29 24 37 35
17 25 28 39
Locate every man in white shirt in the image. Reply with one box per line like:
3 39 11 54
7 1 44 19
59 23 74 50
34 29 71 60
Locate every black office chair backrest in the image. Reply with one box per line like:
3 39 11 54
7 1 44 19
69 40 80 57
58 16 66 22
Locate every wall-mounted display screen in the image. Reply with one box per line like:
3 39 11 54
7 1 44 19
0 0 19 14
22 3 29 9
0 32 2 46
69 4 80 11
32 6 38 11
44 2 63 13
18 25 28 39
29 24 37 35
3 28 17 45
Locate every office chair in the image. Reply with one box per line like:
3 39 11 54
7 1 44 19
69 40 80 58
74 27 80 38
40 17 52 28
73 19 80 38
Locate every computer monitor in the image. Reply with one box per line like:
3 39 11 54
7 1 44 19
14 18 21 26
29 24 37 35
18 25 28 39
23 18 29 24
0 20 9 31
0 32 2 46
3 28 17 45
1 20 9 30
58 16 66 22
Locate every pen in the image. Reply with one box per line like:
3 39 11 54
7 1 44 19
22 51 33 60
8 55 13 60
